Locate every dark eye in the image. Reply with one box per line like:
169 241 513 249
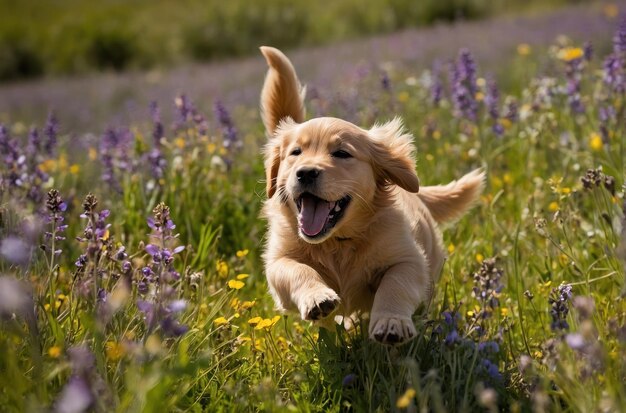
332 150 352 159
290 147 302 156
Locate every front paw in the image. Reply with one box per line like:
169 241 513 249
369 316 416 345
300 290 340 321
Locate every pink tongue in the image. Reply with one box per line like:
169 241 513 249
299 197 332 236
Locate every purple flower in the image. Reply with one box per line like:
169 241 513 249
549 284 572 332
55 376 93 413
0 236 31 266
380 71 391 91
44 112 59 156
472 258 504 318
148 102 167 183
603 53 624 93
583 41 593 61
430 60 444 107
342 373 357 387
450 48 479 121
613 17 626 55
214 100 240 154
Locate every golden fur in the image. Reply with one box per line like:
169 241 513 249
260 46 485 344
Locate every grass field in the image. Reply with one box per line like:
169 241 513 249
0 6 625 413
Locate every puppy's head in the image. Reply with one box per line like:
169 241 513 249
260 46 419 243
265 117 419 243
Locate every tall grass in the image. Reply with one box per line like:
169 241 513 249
0 19 625 412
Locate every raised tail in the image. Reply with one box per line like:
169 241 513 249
260 46 306 136
418 169 485 224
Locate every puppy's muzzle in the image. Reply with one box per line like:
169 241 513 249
296 167 321 186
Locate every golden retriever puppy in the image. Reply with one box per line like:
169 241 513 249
259 46 485 344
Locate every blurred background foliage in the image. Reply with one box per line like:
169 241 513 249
0 0 587 81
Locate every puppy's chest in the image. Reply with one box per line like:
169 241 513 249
306 247 386 299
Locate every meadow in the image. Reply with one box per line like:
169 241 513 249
0 6 625 413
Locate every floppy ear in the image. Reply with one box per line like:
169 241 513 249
264 138 281 198
263 118 298 198
368 118 420 193
260 46 306 136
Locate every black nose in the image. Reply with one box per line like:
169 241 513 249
296 168 320 185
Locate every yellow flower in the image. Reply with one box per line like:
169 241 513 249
105 341 125 361
503 173 512 185
533 350 543 359
476 253 484 263
175 137 185 149
396 388 416 409
44 303 51 311
216 260 229 278
241 300 256 310
236 249 249 258
603 3 619 19
548 201 559 212
213 316 229 326
69 164 80 175
432 130 441 140
39 159 56 173
447 243 455 254
558 47 584 62
248 316 262 326
48 346 62 358
589 132 603 152
500 307 509 317
254 316 281 331
207 143 217 154
199 303 208 313
228 280 245 290
255 319 273 330
475 92 485 102
145 334 162 355
517 43 531 56
236 273 249 280
476 77 486 87
397 91 410 103
230 298 240 309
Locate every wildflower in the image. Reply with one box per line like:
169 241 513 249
105 341 125 361
517 43 531 56
548 284 572 332
137 203 188 337
613 17 626 55
583 41 593 61
558 47 584 62
342 373 357 387
147 101 167 185
228 280 245 290
472 258 504 317
216 260 229 278
431 60 444 106
248 316 262 325
602 53 624 93
0 276 33 318
580 168 615 194
55 376 93 413
396 388 416 409
236 273 249 280
0 236 32 266
450 48 479 121
236 249 249 258
484 75 503 136
48 346 62 358
43 112 59 156
589 132 603 151
213 317 229 326
214 100 241 157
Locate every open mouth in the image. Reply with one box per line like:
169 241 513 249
295 193 351 239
